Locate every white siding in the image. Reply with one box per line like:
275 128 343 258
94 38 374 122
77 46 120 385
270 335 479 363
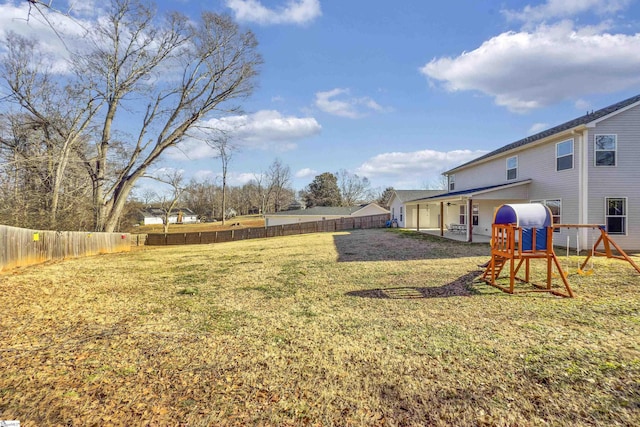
452 133 583 244
587 104 640 249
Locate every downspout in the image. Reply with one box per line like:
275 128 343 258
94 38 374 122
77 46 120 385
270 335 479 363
577 129 589 246
440 201 444 236
416 204 420 231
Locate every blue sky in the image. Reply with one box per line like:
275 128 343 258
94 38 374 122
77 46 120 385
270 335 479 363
2 0 640 194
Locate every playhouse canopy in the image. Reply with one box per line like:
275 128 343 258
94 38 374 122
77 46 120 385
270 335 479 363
493 203 552 228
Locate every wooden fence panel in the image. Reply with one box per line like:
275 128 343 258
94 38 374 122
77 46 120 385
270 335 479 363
0 225 131 272
144 213 391 247
216 230 234 243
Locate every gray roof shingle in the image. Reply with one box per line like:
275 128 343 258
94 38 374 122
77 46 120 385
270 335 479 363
392 190 445 203
447 93 640 173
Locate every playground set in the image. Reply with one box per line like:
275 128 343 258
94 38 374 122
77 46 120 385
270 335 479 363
482 203 640 298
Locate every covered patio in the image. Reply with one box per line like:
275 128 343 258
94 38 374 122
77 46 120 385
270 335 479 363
412 228 492 244
403 180 532 243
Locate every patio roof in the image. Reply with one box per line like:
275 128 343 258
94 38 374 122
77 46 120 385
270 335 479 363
407 179 532 203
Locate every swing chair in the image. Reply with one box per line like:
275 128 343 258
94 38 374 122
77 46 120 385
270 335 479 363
576 230 595 276
559 231 596 279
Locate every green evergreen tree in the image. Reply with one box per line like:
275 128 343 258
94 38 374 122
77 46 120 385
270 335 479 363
303 172 342 208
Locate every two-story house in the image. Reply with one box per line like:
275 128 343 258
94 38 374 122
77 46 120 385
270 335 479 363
405 93 640 250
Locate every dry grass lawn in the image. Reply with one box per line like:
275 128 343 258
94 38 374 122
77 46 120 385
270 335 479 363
134 215 265 234
1 229 639 426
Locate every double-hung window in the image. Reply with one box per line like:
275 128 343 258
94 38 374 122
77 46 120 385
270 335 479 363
556 139 573 171
459 205 466 225
605 197 626 235
595 135 617 166
448 174 455 192
472 204 479 226
506 156 518 180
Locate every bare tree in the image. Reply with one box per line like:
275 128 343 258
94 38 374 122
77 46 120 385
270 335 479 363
265 158 292 212
9 0 261 231
183 177 219 221
424 174 448 190
206 133 235 225
336 169 373 206
0 33 99 229
147 170 185 233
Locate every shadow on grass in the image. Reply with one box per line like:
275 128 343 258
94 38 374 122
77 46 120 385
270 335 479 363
346 270 484 299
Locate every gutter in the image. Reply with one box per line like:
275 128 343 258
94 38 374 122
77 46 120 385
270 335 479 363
444 124 589 176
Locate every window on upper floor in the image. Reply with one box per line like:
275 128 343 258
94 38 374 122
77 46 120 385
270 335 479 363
506 156 518 180
556 139 573 171
448 174 455 192
605 197 626 235
595 135 617 166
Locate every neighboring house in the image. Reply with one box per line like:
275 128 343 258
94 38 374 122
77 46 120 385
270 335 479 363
404 93 640 250
387 190 445 228
138 207 198 225
264 203 389 227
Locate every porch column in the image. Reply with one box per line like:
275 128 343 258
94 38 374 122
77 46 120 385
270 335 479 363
416 204 420 231
440 201 444 236
467 198 473 243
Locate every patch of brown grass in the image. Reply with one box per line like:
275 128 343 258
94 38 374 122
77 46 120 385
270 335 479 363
134 215 265 234
1 229 639 426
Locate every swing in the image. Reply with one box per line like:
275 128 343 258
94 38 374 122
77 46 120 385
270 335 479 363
576 229 595 276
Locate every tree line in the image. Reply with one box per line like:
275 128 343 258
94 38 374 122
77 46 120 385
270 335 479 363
0 0 395 232
136 166 393 232
0 0 260 232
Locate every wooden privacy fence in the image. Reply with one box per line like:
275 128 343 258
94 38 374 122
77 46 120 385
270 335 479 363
0 224 131 272
146 214 391 246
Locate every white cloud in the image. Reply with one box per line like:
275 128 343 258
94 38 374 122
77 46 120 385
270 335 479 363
225 0 321 25
233 110 321 144
528 123 549 134
295 167 318 178
355 149 488 188
315 88 390 118
421 21 640 112
191 170 255 186
0 2 94 73
502 0 631 24
574 98 592 111
168 110 321 160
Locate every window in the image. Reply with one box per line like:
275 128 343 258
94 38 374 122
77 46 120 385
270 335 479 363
400 206 403 222
506 156 518 180
472 204 479 226
595 135 616 166
459 205 466 225
605 198 626 235
449 174 455 191
556 139 573 171
532 199 561 232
